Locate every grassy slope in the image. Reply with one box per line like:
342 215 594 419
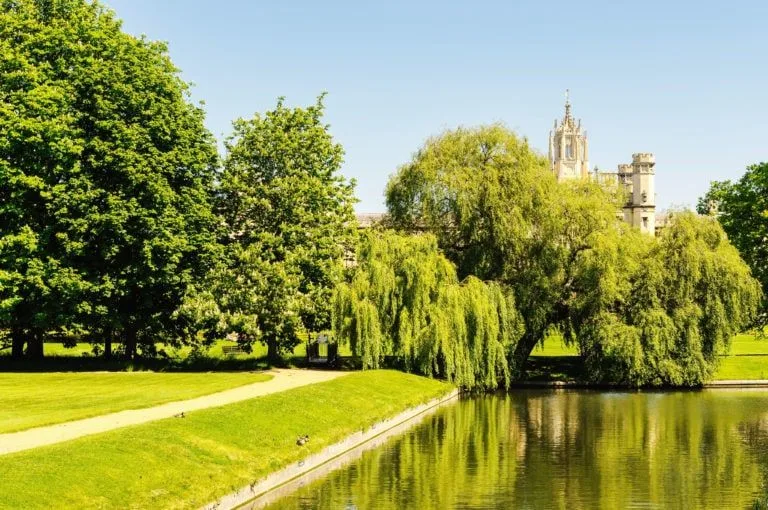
0 372 272 434
529 332 768 381
0 370 452 510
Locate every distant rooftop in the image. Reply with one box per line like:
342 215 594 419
355 213 386 228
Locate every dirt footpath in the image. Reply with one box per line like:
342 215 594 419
0 369 348 456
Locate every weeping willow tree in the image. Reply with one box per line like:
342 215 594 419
385 124 762 386
385 124 626 375
570 212 762 386
333 231 523 390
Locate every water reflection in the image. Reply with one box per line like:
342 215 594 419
266 390 768 509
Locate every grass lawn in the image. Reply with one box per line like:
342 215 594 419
0 372 272 434
715 357 768 380
727 333 768 355
0 336 356 372
530 334 579 357
714 332 768 380
0 370 452 510
528 331 768 381
1 336 353 363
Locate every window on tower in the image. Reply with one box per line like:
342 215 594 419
566 141 573 159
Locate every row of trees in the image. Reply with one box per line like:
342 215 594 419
332 126 763 387
0 0 356 360
1 1 762 388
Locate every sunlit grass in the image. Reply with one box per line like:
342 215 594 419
0 372 272 433
1 336 353 360
531 331 768 381
715 357 768 380
530 333 579 357
0 370 452 510
728 333 768 355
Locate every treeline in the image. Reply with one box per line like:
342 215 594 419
0 0 355 360
334 126 763 388
0 1 763 389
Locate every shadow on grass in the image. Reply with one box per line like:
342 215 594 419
0 355 276 373
0 352 575 379
0 353 365 373
523 356 584 382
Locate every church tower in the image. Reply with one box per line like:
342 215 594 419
628 153 656 235
549 90 590 181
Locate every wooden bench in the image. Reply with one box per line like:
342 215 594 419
222 345 246 355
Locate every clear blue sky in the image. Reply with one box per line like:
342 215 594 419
104 0 766 213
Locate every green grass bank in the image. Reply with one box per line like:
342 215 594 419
0 372 272 434
528 332 768 381
0 338 355 372
0 370 452 509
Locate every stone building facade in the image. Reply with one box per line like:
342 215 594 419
549 93 658 236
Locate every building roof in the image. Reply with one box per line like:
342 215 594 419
355 213 386 228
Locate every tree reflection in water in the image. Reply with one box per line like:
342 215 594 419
266 390 768 510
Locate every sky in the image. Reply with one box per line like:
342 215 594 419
103 0 767 213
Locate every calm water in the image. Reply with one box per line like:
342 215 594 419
264 389 768 509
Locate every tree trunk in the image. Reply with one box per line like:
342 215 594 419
104 329 113 359
25 330 44 359
511 333 538 379
11 328 25 359
124 328 137 360
267 339 280 364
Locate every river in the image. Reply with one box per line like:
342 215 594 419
263 389 768 509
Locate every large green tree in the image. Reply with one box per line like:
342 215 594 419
698 162 768 326
386 125 761 385
0 0 220 358
386 124 622 375
570 213 761 385
333 230 523 390
213 96 357 360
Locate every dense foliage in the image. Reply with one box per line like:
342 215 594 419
333 231 522 390
385 125 761 385
386 125 621 374
571 213 762 385
0 0 219 358
698 162 768 326
0 1 760 386
189 96 357 360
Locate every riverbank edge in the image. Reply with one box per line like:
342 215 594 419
203 387 460 510
511 379 768 389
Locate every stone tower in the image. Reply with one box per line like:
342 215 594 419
627 153 656 235
549 91 590 181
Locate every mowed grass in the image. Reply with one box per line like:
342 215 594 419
715 357 768 380
715 332 768 380
3 337 353 360
0 370 453 510
0 372 272 434
727 333 768 355
530 335 579 357
530 331 768 380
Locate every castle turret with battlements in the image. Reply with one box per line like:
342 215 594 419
549 92 658 236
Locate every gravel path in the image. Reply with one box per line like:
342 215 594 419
0 369 348 456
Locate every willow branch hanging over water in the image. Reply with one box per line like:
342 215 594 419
382 125 762 387
332 231 523 390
